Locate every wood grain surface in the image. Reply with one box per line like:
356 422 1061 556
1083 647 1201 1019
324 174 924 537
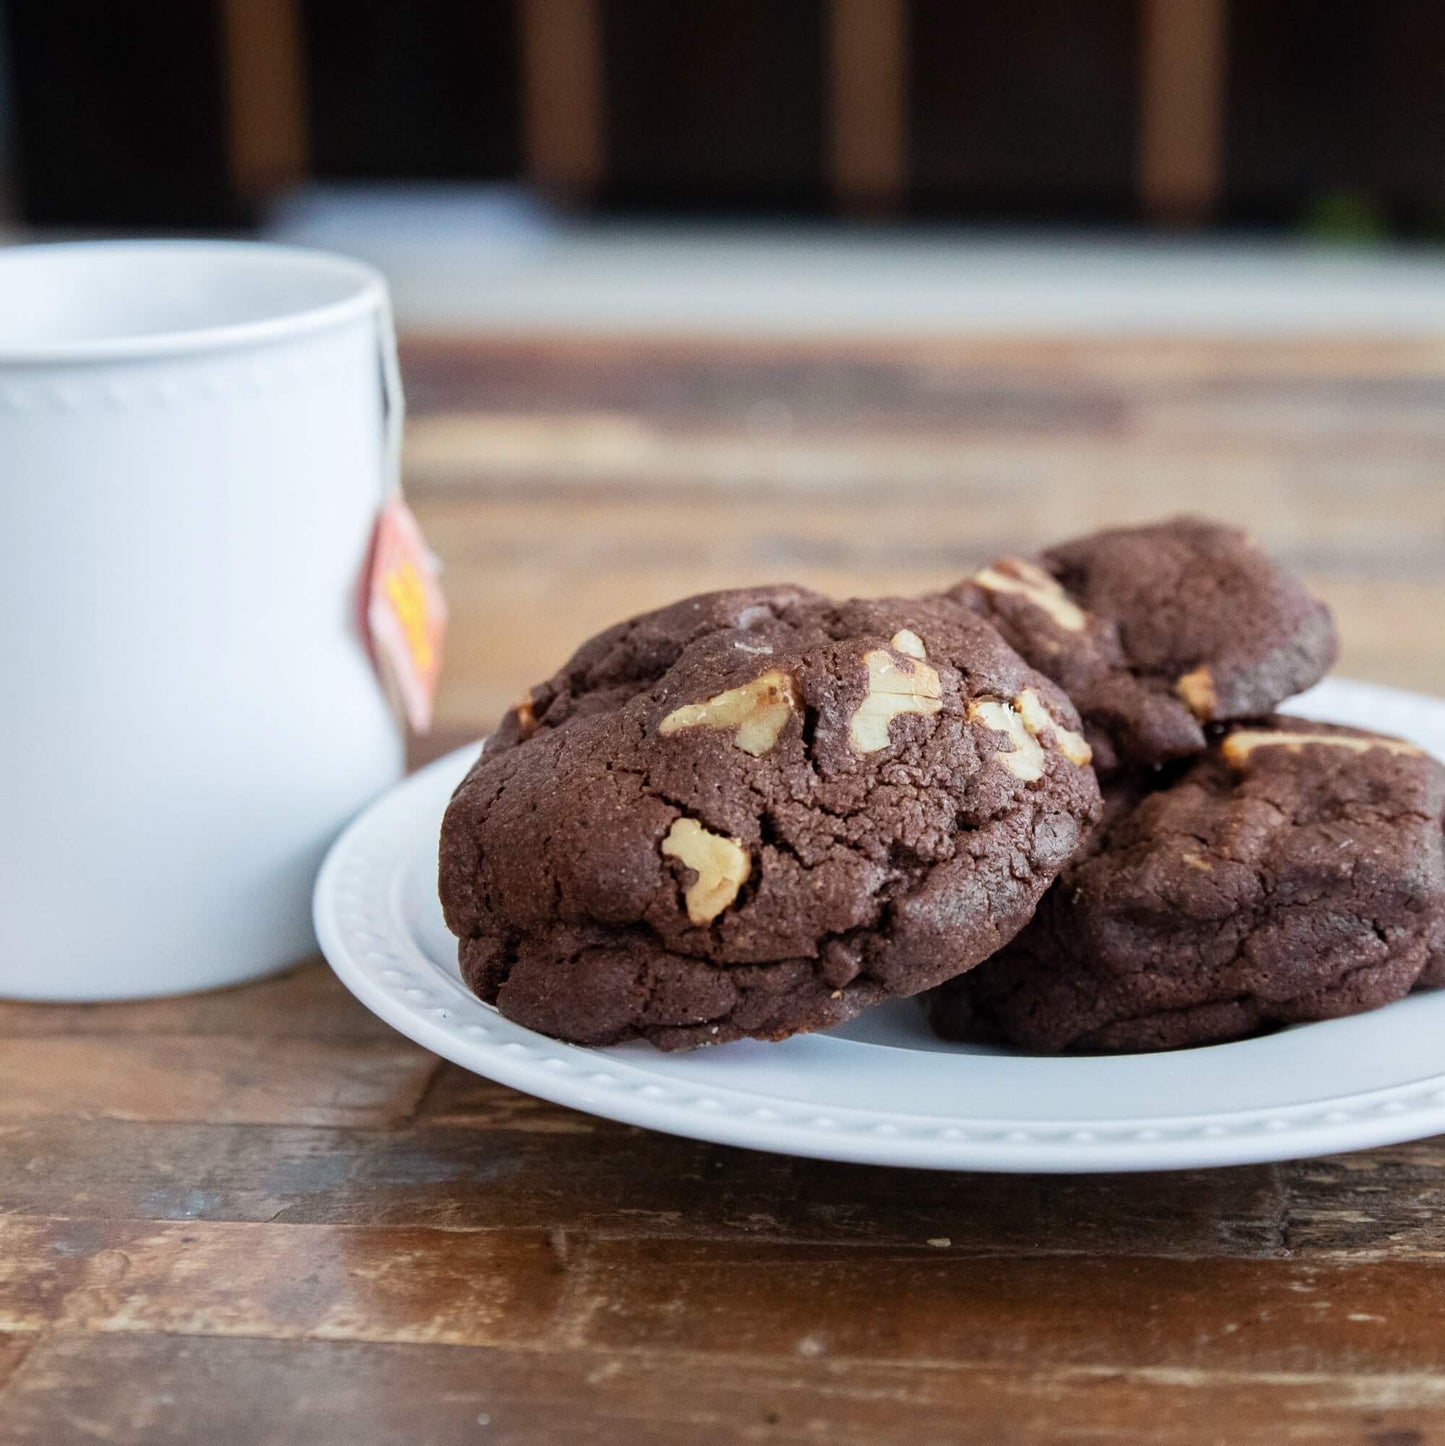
5 332 1444 1444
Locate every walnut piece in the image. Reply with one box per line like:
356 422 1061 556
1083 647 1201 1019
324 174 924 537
1175 667 1217 721
1222 729 1422 768
661 817 751 923
659 669 801 757
1014 687 1092 766
973 559 1087 633
513 696 539 740
969 689 1092 781
848 639 944 753
890 628 926 660
967 700 1046 781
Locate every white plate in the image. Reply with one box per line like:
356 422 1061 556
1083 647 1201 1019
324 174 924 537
316 677 1445 1173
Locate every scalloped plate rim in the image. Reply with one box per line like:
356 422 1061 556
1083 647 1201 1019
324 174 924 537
315 676 1445 1172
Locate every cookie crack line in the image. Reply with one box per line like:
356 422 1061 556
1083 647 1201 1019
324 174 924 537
739 765 925 875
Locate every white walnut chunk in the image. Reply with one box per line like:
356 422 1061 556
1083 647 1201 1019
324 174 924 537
1222 729 1422 769
1014 688 1092 767
660 817 751 924
658 669 801 757
848 642 944 754
1054 729 1093 768
890 628 926 660
967 699 1046 781
968 689 1092 780
1013 689 1051 731
973 558 1087 632
1176 667 1218 721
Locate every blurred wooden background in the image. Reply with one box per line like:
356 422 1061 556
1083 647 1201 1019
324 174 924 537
404 331 1445 742
9 0 1445 232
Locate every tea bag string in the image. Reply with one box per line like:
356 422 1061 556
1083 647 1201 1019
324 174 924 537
377 291 405 499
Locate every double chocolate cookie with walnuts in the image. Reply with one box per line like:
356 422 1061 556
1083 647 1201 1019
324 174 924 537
927 718 1445 1053
439 587 1102 1050
946 517 1338 774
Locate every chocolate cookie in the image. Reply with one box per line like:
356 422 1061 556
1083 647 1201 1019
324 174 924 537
927 718 1445 1053
439 587 1103 1050
946 518 1337 774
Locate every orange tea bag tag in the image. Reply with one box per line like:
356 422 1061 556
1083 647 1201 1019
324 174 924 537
365 494 447 733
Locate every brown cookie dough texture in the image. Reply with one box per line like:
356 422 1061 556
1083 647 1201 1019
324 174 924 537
946 517 1338 774
927 718 1445 1053
439 586 1103 1050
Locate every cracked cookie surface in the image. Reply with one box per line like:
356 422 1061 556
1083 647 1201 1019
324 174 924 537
946 517 1338 775
439 587 1102 1050
927 717 1445 1053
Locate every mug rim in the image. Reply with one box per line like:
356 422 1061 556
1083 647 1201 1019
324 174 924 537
0 239 390 365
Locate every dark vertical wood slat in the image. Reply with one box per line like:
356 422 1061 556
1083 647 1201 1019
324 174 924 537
220 0 309 197
909 0 1140 218
829 0 909 214
1139 0 1225 226
300 0 520 179
518 0 605 197
5 0 239 226
600 0 828 210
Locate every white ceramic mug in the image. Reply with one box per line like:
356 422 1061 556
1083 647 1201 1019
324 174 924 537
0 241 407 999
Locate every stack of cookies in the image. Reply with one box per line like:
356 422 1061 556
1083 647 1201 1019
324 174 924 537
438 518 1445 1054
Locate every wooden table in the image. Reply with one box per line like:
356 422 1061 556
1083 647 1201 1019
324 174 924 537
5 333 1445 1444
